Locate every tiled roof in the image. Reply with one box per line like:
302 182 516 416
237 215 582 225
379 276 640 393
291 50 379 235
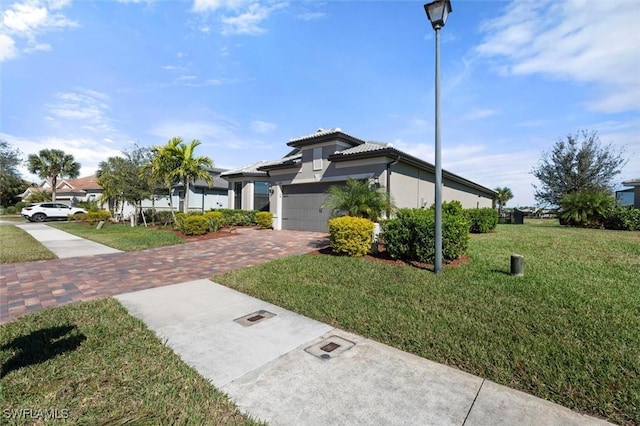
333 141 392 156
220 161 270 177
222 153 302 177
622 178 640 186
56 175 102 191
288 127 343 143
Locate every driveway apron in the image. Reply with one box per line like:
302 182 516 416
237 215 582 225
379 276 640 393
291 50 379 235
1 227 328 323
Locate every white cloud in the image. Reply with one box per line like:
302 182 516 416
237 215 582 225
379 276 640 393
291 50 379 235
0 0 78 61
0 33 18 60
46 90 116 134
191 0 286 36
296 12 325 21
250 120 276 134
149 119 248 150
476 0 640 113
3 133 124 181
192 0 250 13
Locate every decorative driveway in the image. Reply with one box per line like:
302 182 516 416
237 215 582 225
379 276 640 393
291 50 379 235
1 228 328 324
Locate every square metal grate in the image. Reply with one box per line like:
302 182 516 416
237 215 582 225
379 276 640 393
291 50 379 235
305 335 355 360
234 310 276 327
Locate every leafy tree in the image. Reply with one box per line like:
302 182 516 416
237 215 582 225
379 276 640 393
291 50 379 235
24 189 51 203
494 187 514 216
0 140 27 206
164 138 214 214
97 145 153 225
27 149 80 202
558 191 615 228
324 178 392 222
532 130 627 206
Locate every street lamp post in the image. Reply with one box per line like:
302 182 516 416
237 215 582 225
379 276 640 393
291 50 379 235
424 0 452 275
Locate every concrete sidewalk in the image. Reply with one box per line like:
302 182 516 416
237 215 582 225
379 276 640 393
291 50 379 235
116 279 611 426
14 223 122 258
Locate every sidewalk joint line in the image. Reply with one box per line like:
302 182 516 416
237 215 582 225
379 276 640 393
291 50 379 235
462 378 484 426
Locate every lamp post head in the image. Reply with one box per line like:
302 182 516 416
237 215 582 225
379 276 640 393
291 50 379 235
424 0 452 30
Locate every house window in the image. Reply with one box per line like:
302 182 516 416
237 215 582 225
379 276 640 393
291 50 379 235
254 181 270 212
234 182 242 209
313 147 323 171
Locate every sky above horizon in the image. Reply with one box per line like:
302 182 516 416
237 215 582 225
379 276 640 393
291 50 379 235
2 0 639 207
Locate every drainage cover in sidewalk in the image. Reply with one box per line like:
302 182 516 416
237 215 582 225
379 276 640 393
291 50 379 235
305 335 355 360
234 310 276 327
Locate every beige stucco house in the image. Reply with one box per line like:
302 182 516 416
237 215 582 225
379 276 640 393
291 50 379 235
222 128 496 232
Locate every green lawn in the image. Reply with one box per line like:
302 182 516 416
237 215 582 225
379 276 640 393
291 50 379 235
214 222 640 425
0 225 56 263
0 298 262 425
49 221 185 251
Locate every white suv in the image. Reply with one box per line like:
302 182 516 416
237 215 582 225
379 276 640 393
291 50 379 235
21 203 87 222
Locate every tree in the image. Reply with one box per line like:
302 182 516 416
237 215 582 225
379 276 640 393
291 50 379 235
494 187 514 216
97 144 153 225
0 140 27 206
144 139 182 220
27 149 80 202
164 138 214 213
324 178 392 222
532 130 627 206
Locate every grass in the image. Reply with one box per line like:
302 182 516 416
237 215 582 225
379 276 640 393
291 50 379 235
214 222 640 425
0 215 29 223
0 225 56 263
0 298 262 425
48 221 185 251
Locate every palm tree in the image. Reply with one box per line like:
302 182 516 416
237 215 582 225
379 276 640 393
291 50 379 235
494 186 514 217
27 149 80 202
144 139 182 219
324 178 392 222
165 138 214 213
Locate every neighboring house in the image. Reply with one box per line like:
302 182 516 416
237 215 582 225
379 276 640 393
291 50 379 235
22 168 229 218
616 188 634 207
620 178 640 208
221 128 496 232
140 168 229 212
20 175 104 206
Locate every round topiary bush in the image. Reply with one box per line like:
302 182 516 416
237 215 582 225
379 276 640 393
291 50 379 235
328 216 375 257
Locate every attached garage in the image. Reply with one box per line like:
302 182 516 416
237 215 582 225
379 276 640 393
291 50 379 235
281 182 341 232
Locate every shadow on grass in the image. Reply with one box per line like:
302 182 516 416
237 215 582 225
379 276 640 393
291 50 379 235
1 325 86 378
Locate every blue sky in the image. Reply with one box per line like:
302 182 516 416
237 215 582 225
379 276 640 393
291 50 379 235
2 0 639 207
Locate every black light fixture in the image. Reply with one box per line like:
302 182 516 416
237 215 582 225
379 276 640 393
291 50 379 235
424 0 452 30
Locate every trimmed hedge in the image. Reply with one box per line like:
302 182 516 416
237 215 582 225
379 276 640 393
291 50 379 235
382 207 470 263
256 212 273 229
203 211 224 232
466 208 498 233
210 209 257 226
328 216 375 257
82 210 111 224
180 215 209 236
606 206 640 231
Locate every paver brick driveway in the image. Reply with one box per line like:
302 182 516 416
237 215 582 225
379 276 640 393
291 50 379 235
1 228 329 324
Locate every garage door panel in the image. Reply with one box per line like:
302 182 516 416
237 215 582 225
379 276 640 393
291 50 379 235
282 183 340 232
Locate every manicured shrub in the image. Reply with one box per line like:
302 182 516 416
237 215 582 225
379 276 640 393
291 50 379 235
83 210 111 224
328 216 375 257
14 201 27 210
466 208 498 233
179 215 209 236
559 191 615 228
605 206 640 231
5 206 16 214
382 208 470 263
256 211 273 229
210 209 258 226
155 210 174 226
203 211 224 232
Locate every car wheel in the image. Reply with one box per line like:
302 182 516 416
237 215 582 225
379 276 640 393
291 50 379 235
32 213 47 222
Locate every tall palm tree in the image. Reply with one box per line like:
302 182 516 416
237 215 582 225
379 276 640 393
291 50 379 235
324 178 392 222
27 149 80 201
144 138 183 219
494 186 514 216
165 138 214 213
